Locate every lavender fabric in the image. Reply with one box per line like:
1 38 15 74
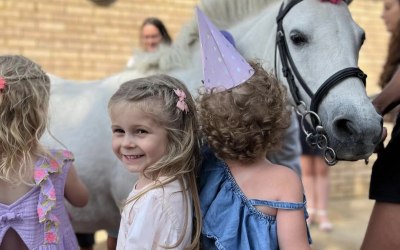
0 150 79 249
196 7 254 90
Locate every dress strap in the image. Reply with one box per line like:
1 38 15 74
49 149 74 167
33 149 74 245
248 195 307 210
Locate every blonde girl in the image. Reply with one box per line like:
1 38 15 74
108 74 201 249
0 55 88 249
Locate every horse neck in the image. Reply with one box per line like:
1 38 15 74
231 1 281 73
228 1 297 104
201 0 279 28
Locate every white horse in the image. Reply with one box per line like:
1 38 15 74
42 0 382 233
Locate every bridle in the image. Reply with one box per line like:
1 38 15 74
274 0 367 165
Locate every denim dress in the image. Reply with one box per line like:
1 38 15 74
199 149 312 250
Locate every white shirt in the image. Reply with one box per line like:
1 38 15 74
126 56 135 68
116 179 193 250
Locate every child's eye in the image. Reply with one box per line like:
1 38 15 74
136 129 148 134
112 128 125 134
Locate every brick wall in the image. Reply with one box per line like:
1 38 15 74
0 0 198 79
0 0 388 198
350 0 389 96
0 0 387 87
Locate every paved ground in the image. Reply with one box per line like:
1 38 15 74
93 197 375 250
308 198 374 250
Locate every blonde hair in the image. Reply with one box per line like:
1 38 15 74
0 55 51 184
108 74 201 249
197 61 290 163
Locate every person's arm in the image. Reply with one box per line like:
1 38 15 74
276 170 311 250
373 67 400 116
64 164 89 207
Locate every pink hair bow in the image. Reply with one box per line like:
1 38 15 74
0 77 6 91
174 89 189 113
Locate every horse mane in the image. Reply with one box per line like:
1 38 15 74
128 0 277 73
200 0 275 28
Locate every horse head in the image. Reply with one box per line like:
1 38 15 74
221 0 382 163
134 0 383 163
278 0 382 163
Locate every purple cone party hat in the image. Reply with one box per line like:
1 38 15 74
196 7 254 90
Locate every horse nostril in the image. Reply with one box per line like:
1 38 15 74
333 118 359 138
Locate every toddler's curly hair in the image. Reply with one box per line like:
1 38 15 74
197 61 291 163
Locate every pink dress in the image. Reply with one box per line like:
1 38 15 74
0 149 78 249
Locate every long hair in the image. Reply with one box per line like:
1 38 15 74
0 55 51 184
379 3 400 88
108 74 201 249
141 17 172 45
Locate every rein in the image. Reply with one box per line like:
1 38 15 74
274 0 367 165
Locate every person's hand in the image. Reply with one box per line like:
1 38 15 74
374 127 387 154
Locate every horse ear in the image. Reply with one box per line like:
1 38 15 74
343 0 353 5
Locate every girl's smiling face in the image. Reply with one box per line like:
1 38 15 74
110 101 168 180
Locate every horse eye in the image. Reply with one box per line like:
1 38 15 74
290 32 307 46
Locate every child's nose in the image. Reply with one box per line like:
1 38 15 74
122 135 135 148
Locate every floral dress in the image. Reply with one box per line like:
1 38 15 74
0 149 79 249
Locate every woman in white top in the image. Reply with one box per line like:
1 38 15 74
126 17 172 68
